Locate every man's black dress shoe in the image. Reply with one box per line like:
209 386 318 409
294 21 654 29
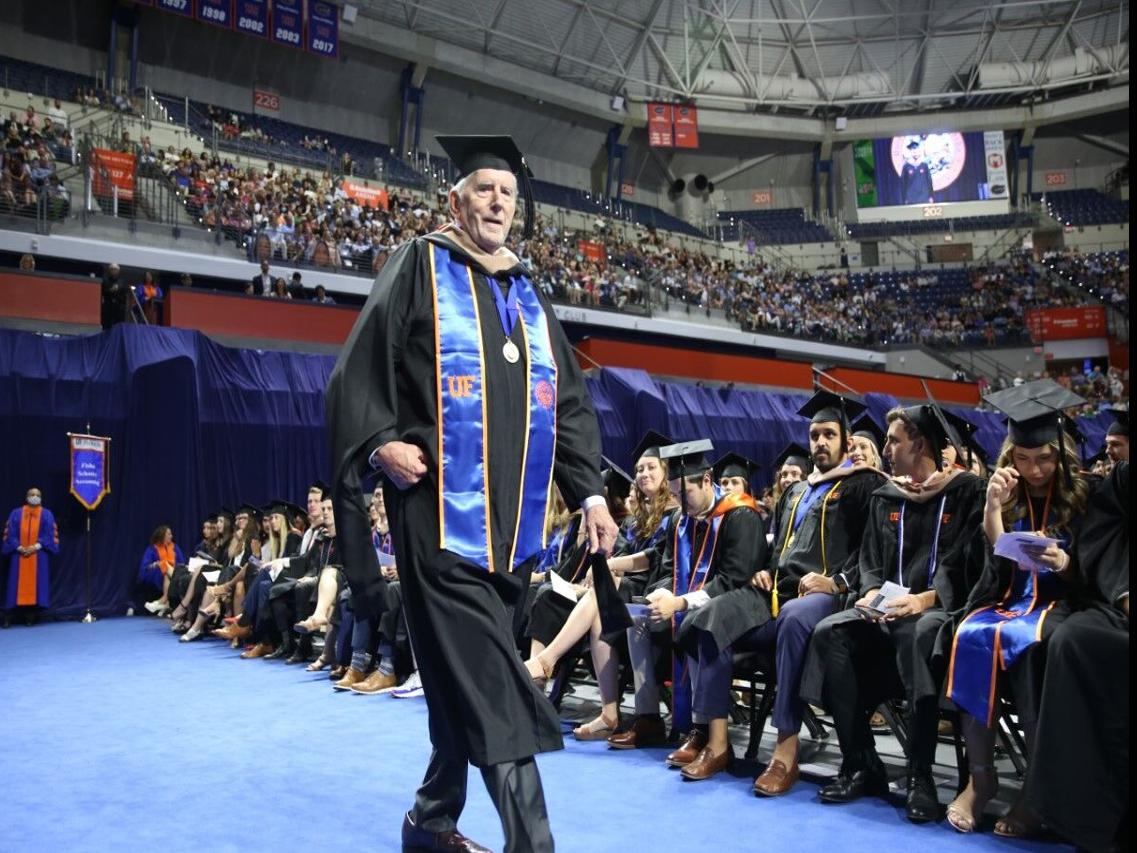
906 770 940 823
401 812 492 853
263 645 290 660
819 763 890 803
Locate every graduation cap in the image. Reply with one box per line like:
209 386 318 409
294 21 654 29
851 415 885 452
773 442 812 473
214 507 235 525
309 479 331 500
797 389 867 434
984 379 1086 486
900 403 965 471
601 455 634 503
235 503 262 524
631 429 673 466
267 499 306 523
1106 407 1130 437
658 439 715 478
942 411 982 469
436 134 535 238
713 452 759 490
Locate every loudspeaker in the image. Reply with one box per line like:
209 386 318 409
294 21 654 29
692 174 708 191
706 181 715 194
342 4 358 24
670 178 686 194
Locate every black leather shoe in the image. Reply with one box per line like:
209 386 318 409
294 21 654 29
285 648 309 665
819 762 890 803
401 812 492 852
264 645 290 660
905 770 940 823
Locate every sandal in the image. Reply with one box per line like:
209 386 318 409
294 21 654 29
307 655 331 672
994 806 1042 839
573 713 619 741
946 764 997 834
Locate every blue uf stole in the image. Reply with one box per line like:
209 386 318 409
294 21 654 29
947 518 1067 726
429 242 558 572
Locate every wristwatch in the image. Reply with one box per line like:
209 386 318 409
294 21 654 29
833 574 849 595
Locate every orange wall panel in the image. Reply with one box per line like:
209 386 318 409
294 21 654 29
166 289 358 345
826 367 979 405
0 272 101 326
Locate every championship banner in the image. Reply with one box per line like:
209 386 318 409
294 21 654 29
156 0 193 15
647 103 673 148
578 240 605 264
69 434 111 511
341 179 388 211
1026 307 1108 341
271 0 304 48
91 149 136 201
234 0 269 38
307 0 339 57
673 105 699 149
196 0 234 28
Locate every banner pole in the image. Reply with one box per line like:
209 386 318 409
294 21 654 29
82 511 96 624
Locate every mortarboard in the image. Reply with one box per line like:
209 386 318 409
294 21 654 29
851 415 886 452
235 503 262 524
659 439 715 478
309 479 331 499
1106 408 1129 437
797 389 867 432
436 134 536 238
631 430 673 467
942 410 982 468
984 379 1086 486
214 507 235 524
901 402 965 471
773 442 812 473
713 451 760 486
601 456 634 503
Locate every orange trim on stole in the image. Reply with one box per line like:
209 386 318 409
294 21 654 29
17 507 42 606
429 249 446 551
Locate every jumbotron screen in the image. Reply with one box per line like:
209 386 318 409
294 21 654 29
853 130 1009 213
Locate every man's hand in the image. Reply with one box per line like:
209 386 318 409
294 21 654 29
798 572 837 596
380 565 398 581
750 570 773 591
854 588 880 610
884 593 929 620
377 441 428 490
583 503 619 556
646 588 684 622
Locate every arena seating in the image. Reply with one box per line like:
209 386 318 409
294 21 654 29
1035 188 1129 226
845 212 1035 240
717 208 833 244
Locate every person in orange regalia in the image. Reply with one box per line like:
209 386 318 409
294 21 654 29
2 487 59 627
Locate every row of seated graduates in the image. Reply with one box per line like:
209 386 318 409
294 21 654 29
517 384 1128 853
160 483 418 696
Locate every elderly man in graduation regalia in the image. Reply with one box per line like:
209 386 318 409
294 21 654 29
326 135 618 853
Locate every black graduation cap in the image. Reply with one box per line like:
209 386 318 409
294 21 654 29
713 452 759 488
658 439 715 478
309 479 331 500
942 411 982 468
901 402 966 471
797 389 867 433
906 138 921 150
773 442 812 473
630 430 673 466
985 379 1086 486
214 506 235 524
267 499 306 522
235 503 262 524
601 455 633 503
436 134 535 238
851 415 885 452
1106 408 1129 437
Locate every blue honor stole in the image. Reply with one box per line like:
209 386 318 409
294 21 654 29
429 242 558 572
948 511 1065 726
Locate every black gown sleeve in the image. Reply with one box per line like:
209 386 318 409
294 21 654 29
830 472 879 590
703 507 766 598
856 497 888 596
931 476 987 612
1077 462 1129 607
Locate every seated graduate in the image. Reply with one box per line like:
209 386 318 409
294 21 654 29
944 381 1090 835
1104 407 1128 465
523 431 678 740
716 451 768 521
235 500 302 659
139 525 186 615
265 495 339 663
765 443 813 551
801 399 986 824
169 511 227 631
850 415 886 471
179 509 250 642
1027 461 1128 852
203 504 263 642
942 411 989 480
608 439 765 757
674 391 885 789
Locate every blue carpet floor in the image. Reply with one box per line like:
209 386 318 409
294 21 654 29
1 618 1071 852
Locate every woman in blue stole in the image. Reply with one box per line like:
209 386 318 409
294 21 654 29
944 380 1089 835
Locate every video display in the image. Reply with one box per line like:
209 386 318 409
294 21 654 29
853 131 1009 208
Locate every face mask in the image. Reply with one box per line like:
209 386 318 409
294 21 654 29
27 496 41 506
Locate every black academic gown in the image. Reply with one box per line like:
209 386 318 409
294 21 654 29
325 234 604 768
1027 463 1129 853
801 471 987 708
679 467 882 654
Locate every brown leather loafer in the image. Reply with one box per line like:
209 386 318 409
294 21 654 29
607 715 668 750
753 758 800 797
240 642 274 659
680 745 733 781
351 670 399 695
401 813 492 852
666 729 708 767
333 667 368 690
